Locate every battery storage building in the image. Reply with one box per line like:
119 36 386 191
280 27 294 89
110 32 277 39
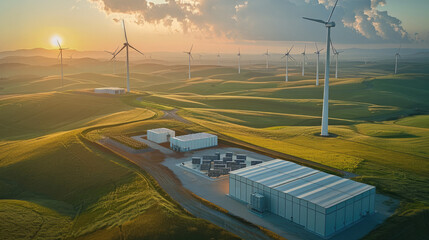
229 159 375 238
147 128 175 143
170 133 217 152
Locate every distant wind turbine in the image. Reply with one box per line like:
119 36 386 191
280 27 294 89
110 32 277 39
394 45 401 74
184 44 193 79
112 20 144 93
56 40 68 88
301 44 307 76
331 41 343 79
264 49 270 69
105 46 119 74
303 0 339 136
281 45 295 82
217 52 221 65
314 43 324 86
237 48 241 74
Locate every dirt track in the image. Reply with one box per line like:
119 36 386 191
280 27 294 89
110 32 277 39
100 140 274 240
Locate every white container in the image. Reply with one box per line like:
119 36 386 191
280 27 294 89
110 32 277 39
147 128 175 143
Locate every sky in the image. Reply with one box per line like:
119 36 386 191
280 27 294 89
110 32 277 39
0 0 428 53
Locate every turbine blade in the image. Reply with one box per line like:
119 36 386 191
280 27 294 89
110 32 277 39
320 48 324 52
327 0 339 23
114 46 120 54
129 44 144 56
57 40 62 49
105 50 113 55
303 17 327 24
289 55 296 62
315 42 319 52
111 45 126 60
190 44 193 53
190 54 194 60
122 20 128 43
287 45 294 54
281 55 286 59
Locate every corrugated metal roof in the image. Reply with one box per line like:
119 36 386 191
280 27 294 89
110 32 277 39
148 128 175 134
231 159 374 209
172 132 216 141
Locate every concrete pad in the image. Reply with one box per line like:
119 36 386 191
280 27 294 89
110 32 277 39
162 146 399 240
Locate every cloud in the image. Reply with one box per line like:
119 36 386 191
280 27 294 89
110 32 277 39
88 0 410 44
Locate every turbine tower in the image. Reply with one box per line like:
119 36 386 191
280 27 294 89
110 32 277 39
303 0 339 137
281 45 295 82
56 40 67 88
394 45 401 74
112 20 144 93
183 44 193 79
105 46 119 74
331 42 343 79
301 44 307 76
314 42 324 86
237 49 241 74
264 49 270 69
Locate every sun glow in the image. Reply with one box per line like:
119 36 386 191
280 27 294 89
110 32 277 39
50 35 63 47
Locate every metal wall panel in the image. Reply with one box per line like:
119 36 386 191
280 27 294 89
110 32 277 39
240 181 247 201
293 201 300 224
315 211 325 236
307 208 316 232
325 211 336 237
336 207 345 231
353 199 362 222
369 192 375 214
279 196 286 218
247 184 253 203
230 177 236 197
271 193 279 215
345 203 354 226
362 195 370 216
286 199 293 220
300 204 308 227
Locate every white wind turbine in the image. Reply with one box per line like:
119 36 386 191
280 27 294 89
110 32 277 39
301 44 307 76
183 44 193 79
331 41 343 79
264 49 270 69
237 49 241 74
303 0 339 137
56 40 68 88
281 45 295 82
105 46 119 74
394 45 401 74
112 20 144 93
314 42 324 86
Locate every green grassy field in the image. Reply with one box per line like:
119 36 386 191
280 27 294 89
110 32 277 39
0 92 238 239
1 56 428 239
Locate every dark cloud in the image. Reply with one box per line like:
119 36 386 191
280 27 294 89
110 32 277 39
89 0 410 43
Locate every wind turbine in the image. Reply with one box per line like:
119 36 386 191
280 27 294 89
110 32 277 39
281 45 295 82
331 42 343 79
217 52 221 65
264 49 270 69
301 44 307 76
303 0 339 137
56 40 68 88
314 42 324 86
112 20 144 93
237 49 241 74
105 46 119 74
183 44 193 79
394 45 401 74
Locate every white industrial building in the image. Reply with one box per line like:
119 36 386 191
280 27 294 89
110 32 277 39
94 87 126 95
229 159 375 238
147 128 175 143
170 133 217 152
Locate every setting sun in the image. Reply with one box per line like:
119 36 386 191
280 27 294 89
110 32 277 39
50 35 62 47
